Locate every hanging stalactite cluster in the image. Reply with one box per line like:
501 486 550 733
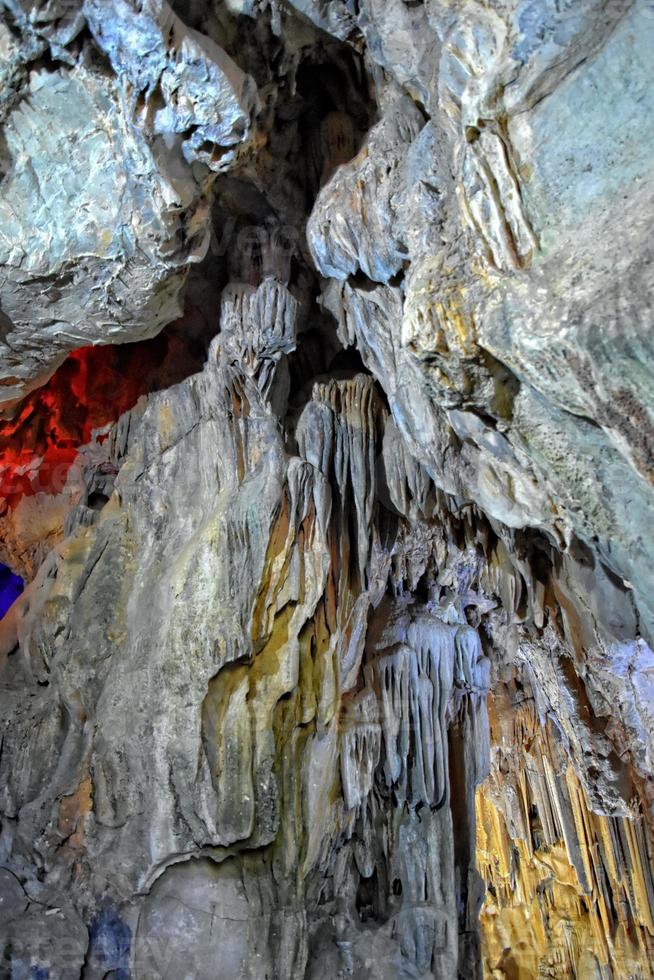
1 1 653 978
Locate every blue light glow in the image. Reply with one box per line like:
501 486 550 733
0 563 23 619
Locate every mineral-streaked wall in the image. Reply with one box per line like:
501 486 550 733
0 1 653 978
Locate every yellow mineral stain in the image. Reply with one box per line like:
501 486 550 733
58 773 93 853
478 694 654 979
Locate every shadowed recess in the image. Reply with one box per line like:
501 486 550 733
0 321 208 508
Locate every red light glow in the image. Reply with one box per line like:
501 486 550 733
0 326 205 507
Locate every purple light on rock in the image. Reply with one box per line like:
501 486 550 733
0 564 23 619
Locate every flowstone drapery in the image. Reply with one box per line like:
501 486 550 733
1 2 654 977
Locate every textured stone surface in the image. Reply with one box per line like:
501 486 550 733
0 0 255 411
1 1 654 978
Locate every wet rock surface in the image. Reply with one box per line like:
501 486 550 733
1 1 653 978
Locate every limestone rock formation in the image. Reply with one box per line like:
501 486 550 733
0 1 653 978
0 0 256 412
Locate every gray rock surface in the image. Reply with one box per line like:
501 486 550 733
1 1 654 978
0 0 256 411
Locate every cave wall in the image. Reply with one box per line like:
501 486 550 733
0 1 653 978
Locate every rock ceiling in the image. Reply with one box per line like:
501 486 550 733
0 1 653 978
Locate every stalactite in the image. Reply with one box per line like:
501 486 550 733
1 2 653 978
478 687 654 979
